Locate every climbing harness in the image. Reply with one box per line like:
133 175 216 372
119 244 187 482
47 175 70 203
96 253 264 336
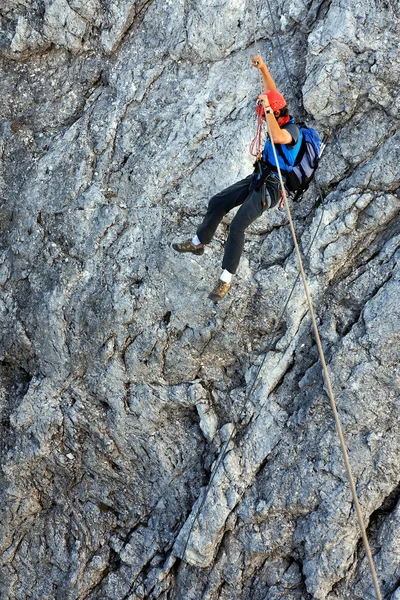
250 100 327 206
180 4 384 600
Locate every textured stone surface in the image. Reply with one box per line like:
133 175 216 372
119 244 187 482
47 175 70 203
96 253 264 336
0 0 399 599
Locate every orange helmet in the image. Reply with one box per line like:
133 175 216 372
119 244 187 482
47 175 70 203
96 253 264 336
265 90 287 111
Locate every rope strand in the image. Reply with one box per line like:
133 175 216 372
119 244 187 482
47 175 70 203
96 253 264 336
262 104 383 600
264 0 298 108
181 8 383 600
250 0 263 91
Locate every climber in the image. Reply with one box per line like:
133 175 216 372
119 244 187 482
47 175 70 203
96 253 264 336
172 55 302 302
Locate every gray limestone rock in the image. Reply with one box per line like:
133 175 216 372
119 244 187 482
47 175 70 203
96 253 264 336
0 0 399 599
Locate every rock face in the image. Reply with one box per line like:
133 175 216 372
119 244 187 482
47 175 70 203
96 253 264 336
0 0 399 599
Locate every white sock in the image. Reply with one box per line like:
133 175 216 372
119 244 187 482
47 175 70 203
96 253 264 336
191 235 202 246
220 269 232 284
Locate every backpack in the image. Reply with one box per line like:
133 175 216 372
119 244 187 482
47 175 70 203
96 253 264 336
277 124 322 201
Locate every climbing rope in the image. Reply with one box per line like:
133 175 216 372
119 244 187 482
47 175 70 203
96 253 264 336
250 0 263 90
180 104 328 565
258 0 383 595
180 7 383 600
249 102 264 156
264 0 299 109
180 0 328 573
263 109 382 600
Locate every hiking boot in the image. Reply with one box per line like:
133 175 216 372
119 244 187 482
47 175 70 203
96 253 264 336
172 239 204 256
208 279 232 303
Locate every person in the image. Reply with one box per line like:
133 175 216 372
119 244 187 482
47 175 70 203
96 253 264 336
172 55 302 302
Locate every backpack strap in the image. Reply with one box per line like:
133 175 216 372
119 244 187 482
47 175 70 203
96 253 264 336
275 123 304 169
291 156 320 202
276 144 291 168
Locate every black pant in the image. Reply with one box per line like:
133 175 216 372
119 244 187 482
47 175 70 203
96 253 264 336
196 174 279 274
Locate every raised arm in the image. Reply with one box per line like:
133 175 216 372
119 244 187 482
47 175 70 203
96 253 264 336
252 55 277 91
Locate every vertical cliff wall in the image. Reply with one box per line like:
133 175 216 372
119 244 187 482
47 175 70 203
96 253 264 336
0 1 399 599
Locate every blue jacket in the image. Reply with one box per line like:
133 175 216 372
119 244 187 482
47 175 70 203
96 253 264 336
262 118 302 171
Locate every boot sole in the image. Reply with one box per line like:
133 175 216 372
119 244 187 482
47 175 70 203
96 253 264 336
208 294 223 302
208 286 231 302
